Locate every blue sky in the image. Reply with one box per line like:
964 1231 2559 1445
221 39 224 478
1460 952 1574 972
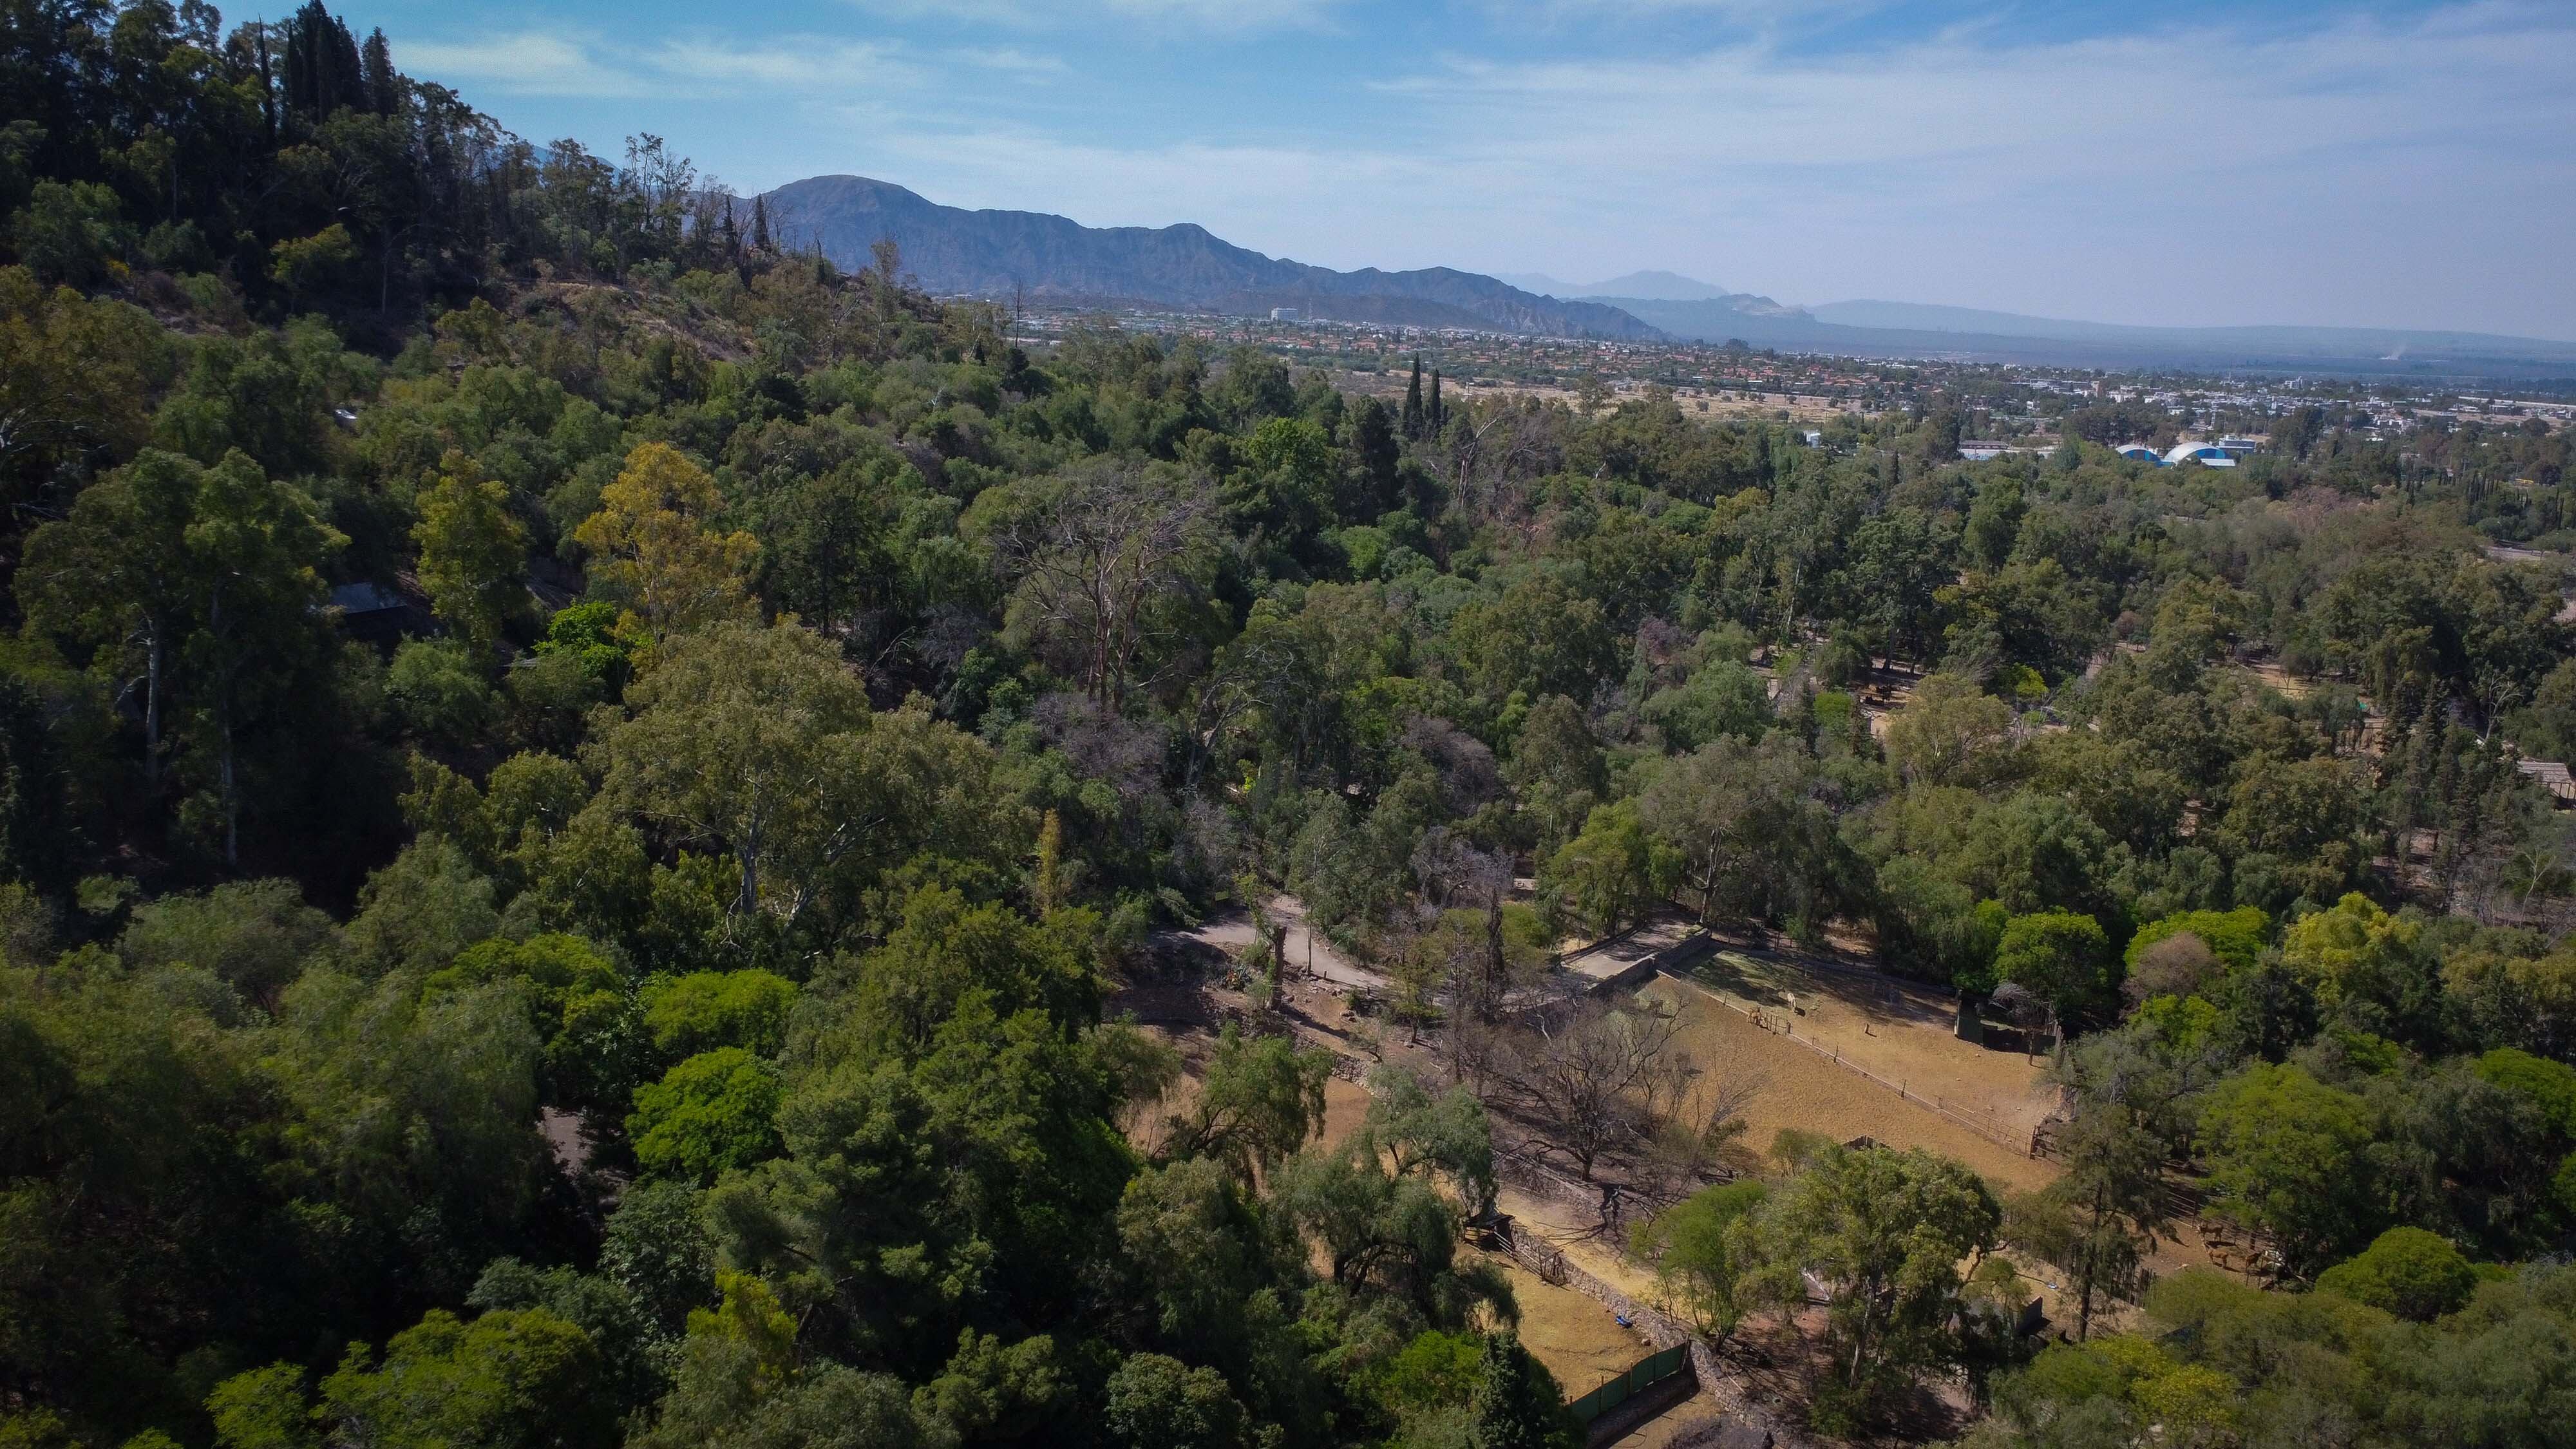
339 0 2576 338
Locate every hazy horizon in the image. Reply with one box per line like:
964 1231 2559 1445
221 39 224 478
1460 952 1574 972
343 0 2576 341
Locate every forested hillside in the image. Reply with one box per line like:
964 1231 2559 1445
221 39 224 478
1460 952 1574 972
754 175 1663 339
6 5 2576 1448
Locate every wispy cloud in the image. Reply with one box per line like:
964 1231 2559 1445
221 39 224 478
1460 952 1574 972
840 0 1351 32
947 46 1074 76
400 30 927 104
647 37 918 94
400 32 653 99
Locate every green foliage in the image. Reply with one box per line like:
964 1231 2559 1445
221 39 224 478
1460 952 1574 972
117 878 337 1006
22 446 346 864
1103 1353 1251 1449
2315 1226 2479 1321
1630 1180 1767 1341
6 13 2576 1445
414 452 530 654
1165 1023 1332 1183
2124 906 2268 975
220 1306 613 1449
629 1048 783 1183
2196 1063 2382 1274
387 639 500 746
1994 909 2115 1036
1743 1144 2005 1412
1466 1332 1578 1449
428 933 638 1110
533 601 631 688
1542 799 1681 940
12 180 129 288
642 970 797 1060
2474 1047 2576 1138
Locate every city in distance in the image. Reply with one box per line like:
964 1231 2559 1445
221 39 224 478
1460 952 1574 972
3 4 2572 1449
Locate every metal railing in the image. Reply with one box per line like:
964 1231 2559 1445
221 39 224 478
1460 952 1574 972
1565 1345 1691 1426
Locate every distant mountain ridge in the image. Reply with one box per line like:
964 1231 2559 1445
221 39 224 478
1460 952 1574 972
1806 299 2576 357
758 176 1661 340
1604 294 2576 381
1495 269 1732 301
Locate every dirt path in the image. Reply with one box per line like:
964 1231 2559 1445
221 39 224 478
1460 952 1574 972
1189 894 1382 994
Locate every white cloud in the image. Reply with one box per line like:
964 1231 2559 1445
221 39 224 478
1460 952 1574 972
648 37 918 94
401 30 929 105
947 46 1074 75
840 0 1350 33
400 32 653 98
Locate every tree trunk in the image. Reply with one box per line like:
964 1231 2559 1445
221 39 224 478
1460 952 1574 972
1848 1288 1877 1388
220 717 238 869
737 822 761 917
2078 1178 2108 1340
1483 894 1506 1017
143 626 164 787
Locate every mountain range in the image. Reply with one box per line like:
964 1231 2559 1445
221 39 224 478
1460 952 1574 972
757 176 1658 340
755 175 2576 379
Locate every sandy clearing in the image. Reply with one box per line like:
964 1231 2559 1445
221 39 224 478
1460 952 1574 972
1634 977 2062 1197
1481 1253 1659 1399
1676 951 2061 1143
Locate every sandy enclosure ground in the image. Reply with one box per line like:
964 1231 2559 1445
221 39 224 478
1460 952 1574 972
1479 1253 1660 1398
1674 949 2062 1144
1634 977 2061 1197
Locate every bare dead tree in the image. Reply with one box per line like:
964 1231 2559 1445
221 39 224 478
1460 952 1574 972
997 459 1213 712
1433 395 1564 543
1498 998 1701 1183
1411 828 1520 1019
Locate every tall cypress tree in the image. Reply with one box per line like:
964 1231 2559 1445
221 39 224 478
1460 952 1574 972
282 3 365 123
1430 368 1444 433
1468 1332 1577 1449
750 194 773 254
359 28 398 115
1402 356 1425 439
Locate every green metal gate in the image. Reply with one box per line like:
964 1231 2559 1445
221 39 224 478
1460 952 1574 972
1564 1344 1690 1427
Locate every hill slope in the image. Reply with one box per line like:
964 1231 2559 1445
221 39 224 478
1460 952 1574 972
758 176 1661 340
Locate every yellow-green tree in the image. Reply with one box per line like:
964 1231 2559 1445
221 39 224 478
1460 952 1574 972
572 442 756 643
413 450 528 655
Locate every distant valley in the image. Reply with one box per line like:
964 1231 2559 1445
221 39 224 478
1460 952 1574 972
759 176 2576 380
1611 296 2576 381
